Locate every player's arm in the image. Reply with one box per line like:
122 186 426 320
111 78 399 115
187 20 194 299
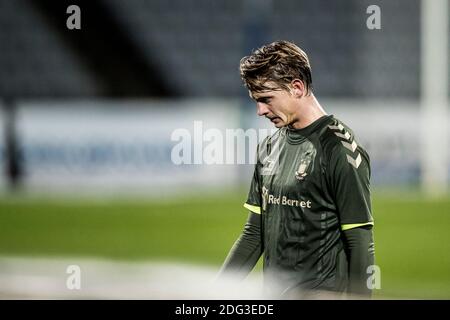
326 131 375 297
217 211 262 280
342 225 375 297
217 141 265 280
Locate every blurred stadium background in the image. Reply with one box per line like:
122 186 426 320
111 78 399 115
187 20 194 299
0 0 449 299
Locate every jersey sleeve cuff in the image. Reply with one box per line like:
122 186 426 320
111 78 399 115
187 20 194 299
341 221 374 231
243 203 261 214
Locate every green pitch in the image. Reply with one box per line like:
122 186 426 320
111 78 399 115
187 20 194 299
0 190 449 299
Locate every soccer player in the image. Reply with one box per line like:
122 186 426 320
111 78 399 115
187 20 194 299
218 40 375 299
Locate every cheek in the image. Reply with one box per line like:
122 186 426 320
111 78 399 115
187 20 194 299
276 104 295 122
286 101 297 115
271 102 290 119
277 104 291 118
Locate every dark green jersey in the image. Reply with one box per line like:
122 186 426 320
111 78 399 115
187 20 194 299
244 115 373 295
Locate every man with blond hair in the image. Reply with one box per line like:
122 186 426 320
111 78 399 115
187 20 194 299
219 40 375 299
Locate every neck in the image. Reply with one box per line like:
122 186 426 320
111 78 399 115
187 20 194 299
289 94 327 129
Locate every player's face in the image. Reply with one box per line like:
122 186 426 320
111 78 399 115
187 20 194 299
249 87 298 128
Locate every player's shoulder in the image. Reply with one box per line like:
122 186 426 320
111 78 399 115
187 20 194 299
319 116 369 164
319 117 355 149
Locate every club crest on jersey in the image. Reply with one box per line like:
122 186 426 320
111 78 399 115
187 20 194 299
295 150 315 181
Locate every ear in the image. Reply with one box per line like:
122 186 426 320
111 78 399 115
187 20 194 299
290 79 306 97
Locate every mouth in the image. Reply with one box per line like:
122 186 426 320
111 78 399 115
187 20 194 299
268 117 281 123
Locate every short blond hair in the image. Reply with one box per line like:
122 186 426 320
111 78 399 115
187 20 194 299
239 40 313 94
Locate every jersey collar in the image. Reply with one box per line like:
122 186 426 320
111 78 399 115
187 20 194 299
285 114 334 144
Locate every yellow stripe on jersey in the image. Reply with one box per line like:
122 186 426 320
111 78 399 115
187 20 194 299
341 221 374 231
243 203 261 214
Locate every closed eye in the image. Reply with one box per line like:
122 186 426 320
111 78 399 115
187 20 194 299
256 97 271 104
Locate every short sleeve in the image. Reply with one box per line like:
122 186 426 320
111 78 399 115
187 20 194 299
244 165 262 214
243 140 265 215
328 144 373 230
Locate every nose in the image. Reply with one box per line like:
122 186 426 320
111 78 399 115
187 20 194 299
256 102 269 116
